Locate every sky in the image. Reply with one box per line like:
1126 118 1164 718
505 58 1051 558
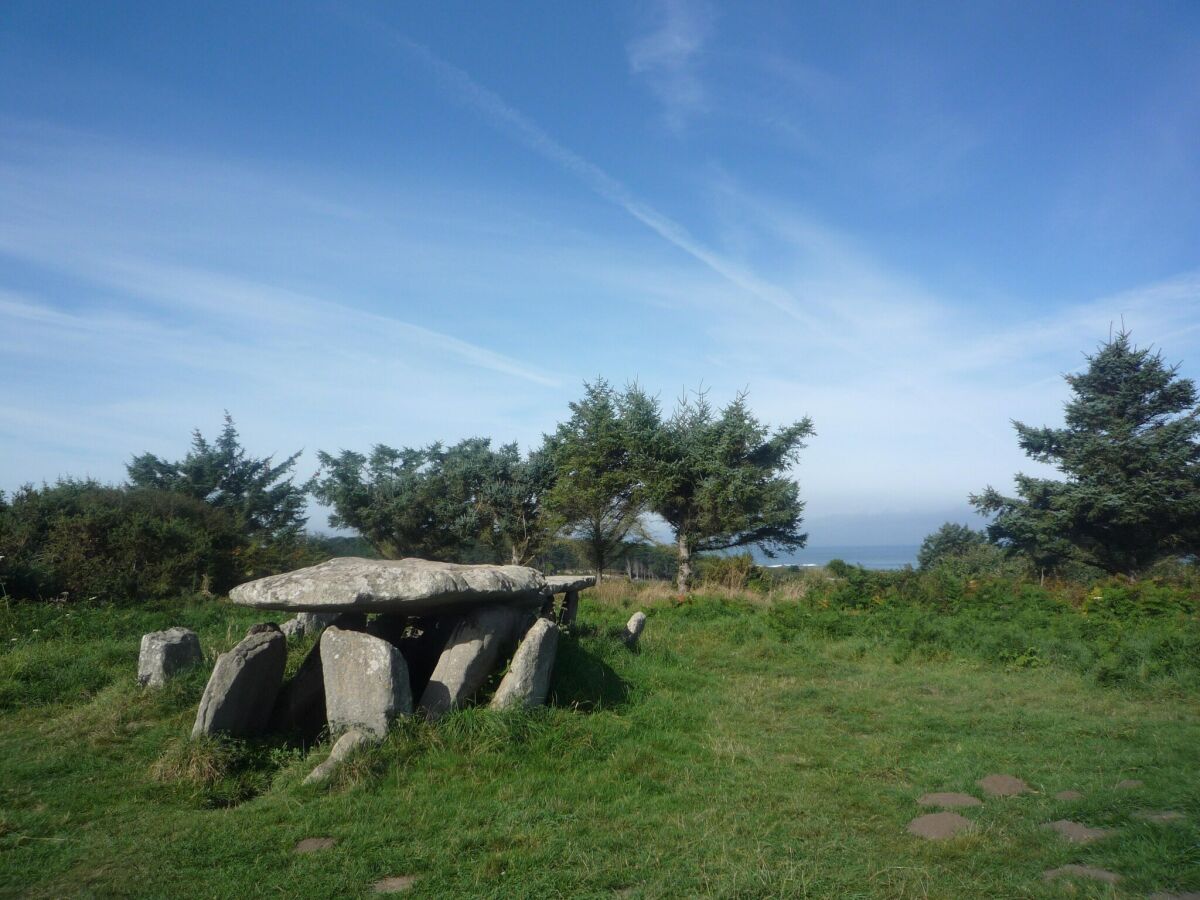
2 1 1199 547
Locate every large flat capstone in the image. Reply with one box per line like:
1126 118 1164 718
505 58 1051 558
229 557 547 614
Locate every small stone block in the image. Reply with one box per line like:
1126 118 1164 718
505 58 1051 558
294 837 337 853
978 774 1030 797
907 812 973 840
372 876 418 893
1042 819 1112 844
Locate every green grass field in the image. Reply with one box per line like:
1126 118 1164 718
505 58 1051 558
0 589 1197 898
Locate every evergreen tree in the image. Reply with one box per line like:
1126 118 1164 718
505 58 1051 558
972 331 1200 576
543 380 644 580
127 413 305 539
631 387 814 593
310 437 553 564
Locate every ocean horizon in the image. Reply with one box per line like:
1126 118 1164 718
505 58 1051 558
757 544 919 570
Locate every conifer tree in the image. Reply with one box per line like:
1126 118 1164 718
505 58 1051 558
972 331 1200 575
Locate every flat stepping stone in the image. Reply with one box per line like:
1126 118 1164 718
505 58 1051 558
978 774 1030 797
1115 778 1144 789
372 876 418 893
917 792 982 809
294 837 337 853
1148 893 1200 899
1054 790 1083 800
1043 864 1121 885
907 812 973 840
1042 819 1112 844
1135 810 1185 823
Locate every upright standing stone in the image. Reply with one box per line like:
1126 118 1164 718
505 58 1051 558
418 605 522 720
490 618 559 710
623 611 647 648
137 627 202 687
192 626 286 738
321 627 412 738
560 590 580 627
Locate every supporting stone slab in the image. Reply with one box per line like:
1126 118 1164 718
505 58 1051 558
418 605 523 720
490 617 559 710
192 626 286 739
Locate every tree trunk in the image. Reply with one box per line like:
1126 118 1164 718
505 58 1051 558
676 533 692 595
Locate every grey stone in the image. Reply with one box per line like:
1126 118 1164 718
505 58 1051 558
917 792 982 809
419 605 523 720
137 627 201 688
545 574 596 593
321 627 412 738
490 617 559 710
372 876 418 893
1042 864 1120 885
623 611 647 647
303 727 374 785
281 612 337 641
1042 819 1112 844
906 812 973 840
294 837 337 853
192 629 286 738
1135 810 1185 823
229 557 547 614
978 774 1030 796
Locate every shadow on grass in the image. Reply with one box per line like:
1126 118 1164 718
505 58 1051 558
549 633 629 712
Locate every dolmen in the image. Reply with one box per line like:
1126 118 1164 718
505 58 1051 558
189 558 596 781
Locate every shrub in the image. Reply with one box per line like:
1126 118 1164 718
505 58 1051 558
0 480 242 602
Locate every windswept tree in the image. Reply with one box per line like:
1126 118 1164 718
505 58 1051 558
632 387 814 593
543 380 645 581
972 331 1200 576
310 437 553 564
127 413 306 540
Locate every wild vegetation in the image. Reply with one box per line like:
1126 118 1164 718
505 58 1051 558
0 581 1196 897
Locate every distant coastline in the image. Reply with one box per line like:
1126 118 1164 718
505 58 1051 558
758 544 919 570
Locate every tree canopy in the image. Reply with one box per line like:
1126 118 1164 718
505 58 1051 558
972 331 1200 576
127 413 305 539
543 380 645 579
310 437 553 564
631 387 813 592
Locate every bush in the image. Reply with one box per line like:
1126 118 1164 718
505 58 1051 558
0 480 242 602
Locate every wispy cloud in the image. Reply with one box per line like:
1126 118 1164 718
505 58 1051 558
626 0 714 133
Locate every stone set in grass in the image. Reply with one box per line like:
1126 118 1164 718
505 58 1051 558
908 773 1189 891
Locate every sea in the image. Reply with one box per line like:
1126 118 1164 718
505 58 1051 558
759 544 919 571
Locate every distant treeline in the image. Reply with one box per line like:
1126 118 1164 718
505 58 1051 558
2 331 1198 603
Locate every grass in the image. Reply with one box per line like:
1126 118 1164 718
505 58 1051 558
0 588 1197 898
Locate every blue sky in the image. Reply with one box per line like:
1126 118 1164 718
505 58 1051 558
2 1 1198 545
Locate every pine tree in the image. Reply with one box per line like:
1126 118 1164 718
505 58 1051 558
972 331 1200 576
631 387 813 593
